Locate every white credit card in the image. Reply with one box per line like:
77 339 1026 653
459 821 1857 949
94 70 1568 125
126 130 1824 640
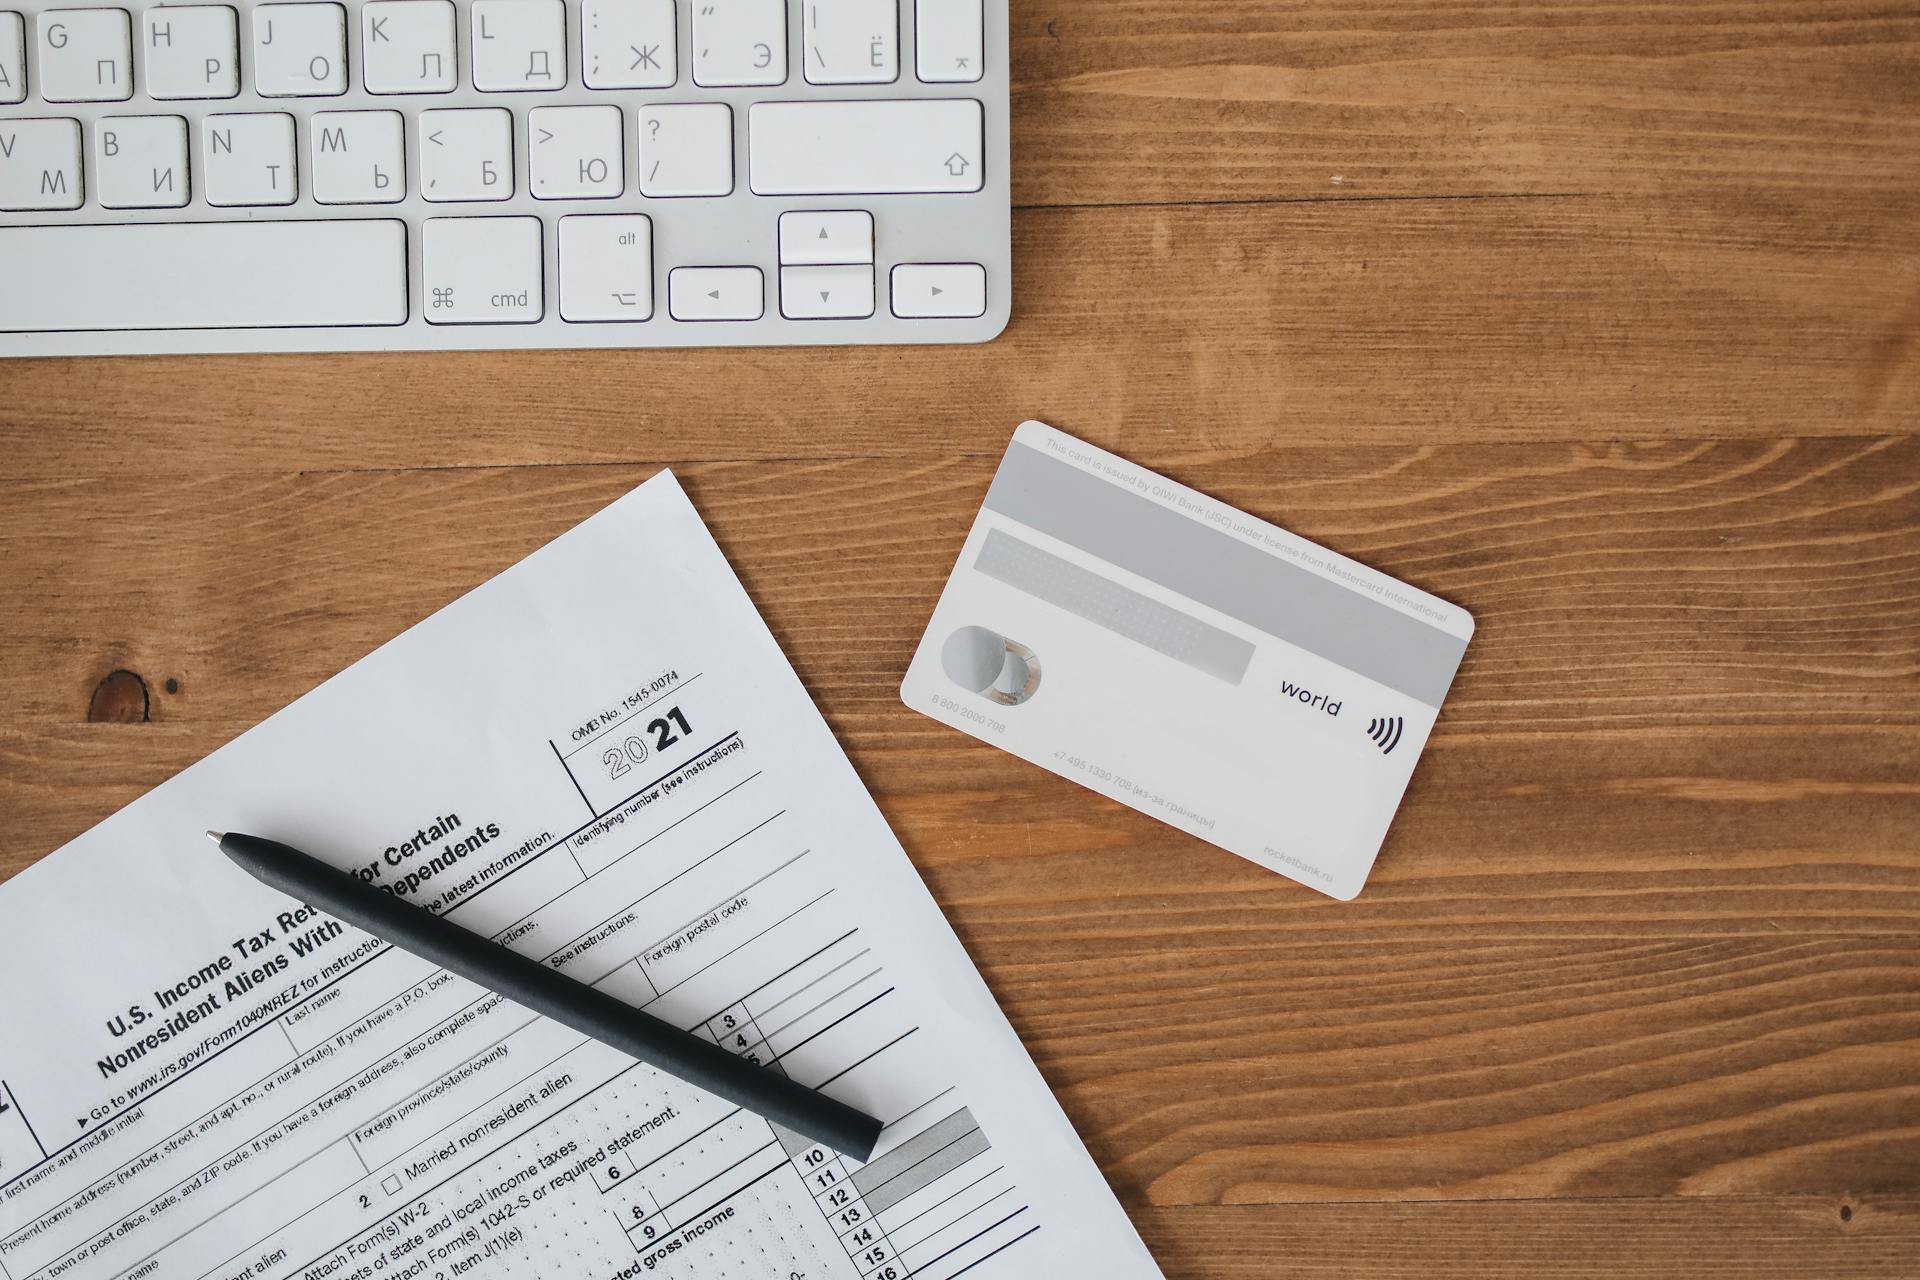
900 421 1475 900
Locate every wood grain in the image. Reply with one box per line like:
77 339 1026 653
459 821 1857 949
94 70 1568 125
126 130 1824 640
1010 1 1920 205
2 193 1916 476
1 0 1915 1272
1 441 1913 738
1 450 1913 1213
1130 1198 1920 1278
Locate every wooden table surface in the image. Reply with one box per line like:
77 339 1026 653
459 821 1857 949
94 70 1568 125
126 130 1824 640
3 2 1918 1275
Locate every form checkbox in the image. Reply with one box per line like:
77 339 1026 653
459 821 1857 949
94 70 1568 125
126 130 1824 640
381 1175 402 1196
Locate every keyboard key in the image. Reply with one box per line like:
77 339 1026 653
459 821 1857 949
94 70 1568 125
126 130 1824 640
749 99 981 194
1 12 28 103
202 111 296 205
692 0 783 87
781 264 873 319
669 266 762 320
778 210 872 265
423 216 543 323
801 0 896 86
637 102 730 197
94 114 188 208
0 220 406 330
37 7 132 102
143 5 238 99
915 0 981 83
419 106 511 199
530 104 621 198
0 0 1001 355
362 0 456 93
0 117 81 210
252 3 346 96
471 0 565 91
558 213 652 321
312 109 405 203
890 262 985 317
582 0 674 89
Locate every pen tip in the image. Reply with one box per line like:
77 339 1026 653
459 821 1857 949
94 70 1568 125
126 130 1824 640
206 830 226 846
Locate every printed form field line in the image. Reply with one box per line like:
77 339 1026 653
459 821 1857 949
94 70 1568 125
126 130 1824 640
482 775 769 938
556 673 707 763
0 474 1164 1280
815 1027 919 1091
708 928 858 1022
632 848 811 965
0 778 778 1181
651 1155 789 1244
884 1086 957 1134
5 789 776 1243
161 905 848 1280
0 1083 44 1160
766 988 897 1069
885 1165 1006 1239
650 889 836 1001
187 893 896 1280
143 1138 364 1280
550 739 598 817
5 818 822 1280
940 1225 1043 1280
910 1207 1032 1276
152 903 891 1280
637 1138 784 1232
757 964 882 1042
530 810 787 964
896 1187 1016 1255
558 730 743 832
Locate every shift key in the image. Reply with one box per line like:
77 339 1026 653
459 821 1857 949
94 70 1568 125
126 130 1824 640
749 100 982 195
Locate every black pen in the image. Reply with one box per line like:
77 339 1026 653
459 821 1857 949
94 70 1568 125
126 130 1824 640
210 830 883 1160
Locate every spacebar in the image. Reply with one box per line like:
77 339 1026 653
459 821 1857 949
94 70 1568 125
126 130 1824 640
0 220 408 332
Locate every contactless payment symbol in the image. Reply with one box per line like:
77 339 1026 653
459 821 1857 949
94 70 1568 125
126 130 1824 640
1364 716 1404 756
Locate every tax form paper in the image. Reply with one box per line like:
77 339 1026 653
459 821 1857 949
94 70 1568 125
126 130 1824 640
0 474 1162 1280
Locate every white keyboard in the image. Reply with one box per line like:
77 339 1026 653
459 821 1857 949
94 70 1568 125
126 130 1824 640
0 0 1009 356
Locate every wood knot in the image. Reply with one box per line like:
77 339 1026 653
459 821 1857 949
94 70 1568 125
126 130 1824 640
87 669 151 723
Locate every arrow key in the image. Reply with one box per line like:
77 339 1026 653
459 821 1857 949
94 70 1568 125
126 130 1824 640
669 266 763 320
778 210 873 265
780 264 873 319
890 262 986 318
